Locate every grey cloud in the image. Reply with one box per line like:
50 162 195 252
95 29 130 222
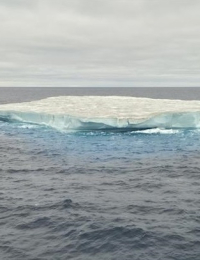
0 0 200 87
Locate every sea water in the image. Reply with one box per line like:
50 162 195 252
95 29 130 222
1 88 200 260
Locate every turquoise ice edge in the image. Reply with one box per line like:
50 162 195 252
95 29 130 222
0 110 200 131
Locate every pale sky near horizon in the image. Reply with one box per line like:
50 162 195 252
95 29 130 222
0 0 200 87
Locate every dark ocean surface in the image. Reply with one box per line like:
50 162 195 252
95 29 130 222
1 87 200 104
1 87 200 260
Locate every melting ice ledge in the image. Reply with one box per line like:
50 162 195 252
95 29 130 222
1 96 200 131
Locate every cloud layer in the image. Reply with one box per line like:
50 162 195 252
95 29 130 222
1 0 200 87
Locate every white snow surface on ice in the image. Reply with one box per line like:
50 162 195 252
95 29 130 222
1 96 200 131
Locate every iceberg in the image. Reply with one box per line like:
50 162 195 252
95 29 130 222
0 96 200 131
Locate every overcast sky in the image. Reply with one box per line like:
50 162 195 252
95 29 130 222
0 0 200 87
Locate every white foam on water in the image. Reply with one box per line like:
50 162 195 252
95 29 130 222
0 96 200 131
135 128 180 134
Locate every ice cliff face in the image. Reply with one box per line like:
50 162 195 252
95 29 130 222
0 96 200 131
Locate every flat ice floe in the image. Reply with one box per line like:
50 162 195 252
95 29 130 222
0 96 200 131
